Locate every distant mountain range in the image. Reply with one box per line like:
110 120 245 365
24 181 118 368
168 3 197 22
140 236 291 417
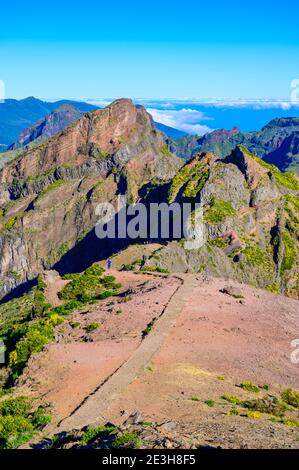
1 97 299 175
0 97 97 148
8 105 82 150
170 117 299 174
0 97 184 150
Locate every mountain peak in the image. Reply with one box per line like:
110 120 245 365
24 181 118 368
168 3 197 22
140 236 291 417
264 117 299 129
20 96 43 103
226 145 268 189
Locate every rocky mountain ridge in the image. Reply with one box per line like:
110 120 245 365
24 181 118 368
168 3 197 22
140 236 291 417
171 117 299 174
0 99 181 299
0 99 298 300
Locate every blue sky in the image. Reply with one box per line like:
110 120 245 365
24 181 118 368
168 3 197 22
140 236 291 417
1 0 299 101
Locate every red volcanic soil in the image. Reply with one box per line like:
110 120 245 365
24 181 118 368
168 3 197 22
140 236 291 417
17 273 299 448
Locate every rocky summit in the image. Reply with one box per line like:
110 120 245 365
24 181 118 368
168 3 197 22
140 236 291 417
0 99 181 299
142 146 299 298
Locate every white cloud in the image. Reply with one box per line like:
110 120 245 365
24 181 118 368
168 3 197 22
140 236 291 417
147 108 213 135
86 98 113 107
139 98 299 109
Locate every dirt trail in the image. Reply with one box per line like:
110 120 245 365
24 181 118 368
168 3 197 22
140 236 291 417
43 270 69 307
58 274 197 431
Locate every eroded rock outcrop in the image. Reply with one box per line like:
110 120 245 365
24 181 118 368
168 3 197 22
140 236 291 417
143 146 299 297
0 99 181 298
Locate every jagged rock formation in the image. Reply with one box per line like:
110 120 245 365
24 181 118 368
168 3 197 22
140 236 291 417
171 117 299 174
0 99 298 300
143 146 299 298
0 99 181 299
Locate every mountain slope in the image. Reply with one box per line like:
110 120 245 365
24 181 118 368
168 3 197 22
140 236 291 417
172 118 299 174
0 98 181 299
0 98 298 301
154 122 187 139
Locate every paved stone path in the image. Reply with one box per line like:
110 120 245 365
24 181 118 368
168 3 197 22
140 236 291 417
58 274 198 431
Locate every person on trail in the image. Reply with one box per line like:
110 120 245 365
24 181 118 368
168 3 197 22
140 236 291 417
107 259 112 270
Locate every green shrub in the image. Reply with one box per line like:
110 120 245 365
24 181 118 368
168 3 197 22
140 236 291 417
142 318 156 338
0 397 51 448
282 418 299 427
265 283 280 293
84 265 104 276
281 231 297 274
32 288 51 318
0 415 35 448
112 432 142 448
204 198 236 224
85 322 100 333
80 425 115 445
140 265 169 273
242 245 274 274
9 320 55 370
208 238 228 249
168 159 209 202
59 264 118 303
39 179 65 197
222 395 242 405
53 299 83 315
204 399 215 407
97 290 114 300
281 388 299 408
31 407 52 428
36 275 47 291
0 396 32 417
160 143 171 157
246 411 262 419
242 396 286 417
237 381 260 393
4 213 24 231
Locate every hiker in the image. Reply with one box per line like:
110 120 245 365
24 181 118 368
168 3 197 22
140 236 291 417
107 259 112 270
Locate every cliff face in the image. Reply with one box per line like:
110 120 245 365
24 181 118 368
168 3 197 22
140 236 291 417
0 99 181 299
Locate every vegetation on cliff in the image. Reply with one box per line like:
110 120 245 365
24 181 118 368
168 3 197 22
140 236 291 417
0 264 120 383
